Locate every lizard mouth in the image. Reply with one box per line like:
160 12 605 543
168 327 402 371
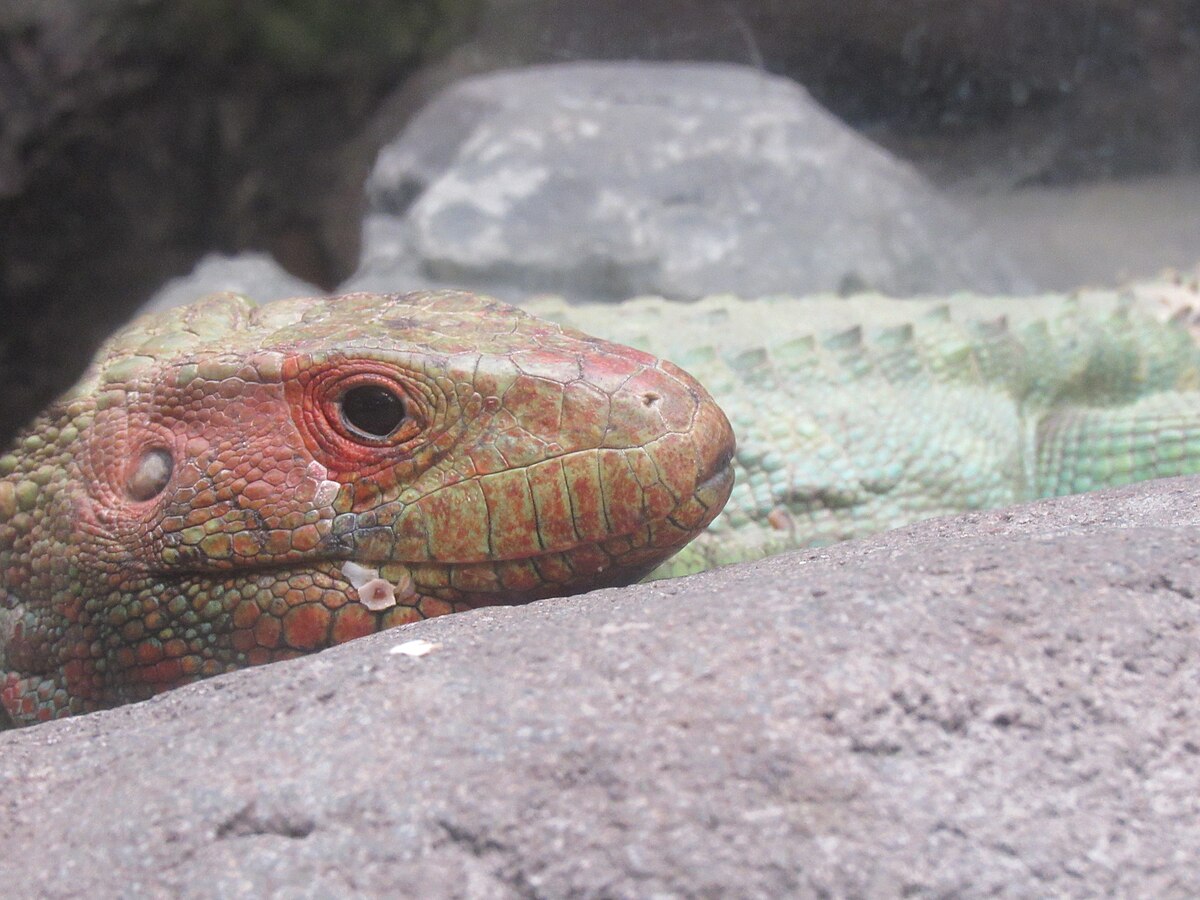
695 447 735 494
324 383 738 608
334 443 735 613
314 398 737 615
131 449 733 687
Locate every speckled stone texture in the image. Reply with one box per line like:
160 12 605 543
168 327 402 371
357 63 1027 301
4 476 1200 896
147 61 1032 314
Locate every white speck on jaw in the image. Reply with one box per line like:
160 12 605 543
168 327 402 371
307 460 341 506
357 580 396 611
389 639 439 657
340 561 417 612
312 479 341 507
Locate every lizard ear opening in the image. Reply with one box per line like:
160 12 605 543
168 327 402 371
126 447 173 501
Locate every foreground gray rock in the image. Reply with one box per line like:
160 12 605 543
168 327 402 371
357 62 1029 301
4 477 1200 896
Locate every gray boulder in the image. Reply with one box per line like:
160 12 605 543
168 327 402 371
142 252 321 313
362 62 1030 300
3 476 1199 896
143 217 438 313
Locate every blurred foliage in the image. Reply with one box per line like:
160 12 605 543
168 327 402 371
128 0 483 76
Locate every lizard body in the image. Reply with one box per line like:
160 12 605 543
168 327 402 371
526 282 1200 575
7 282 1200 726
0 291 733 725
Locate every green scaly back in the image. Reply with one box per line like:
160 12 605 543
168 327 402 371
528 288 1200 574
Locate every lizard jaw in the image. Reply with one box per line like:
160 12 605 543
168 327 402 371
332 448 735 612
329 397 736 607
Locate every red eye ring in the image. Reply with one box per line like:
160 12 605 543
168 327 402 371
285 357 449 483
316 371 424 448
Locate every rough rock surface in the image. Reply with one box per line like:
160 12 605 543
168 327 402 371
356 62 1027 302
145 63 1031 312
4 476 1200 896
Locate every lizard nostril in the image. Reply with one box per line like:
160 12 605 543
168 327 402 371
126 447 173 501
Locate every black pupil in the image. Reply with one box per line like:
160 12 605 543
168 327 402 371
340 385 405 438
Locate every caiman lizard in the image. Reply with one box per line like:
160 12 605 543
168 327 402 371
0 290 733 725
7 279 1200 725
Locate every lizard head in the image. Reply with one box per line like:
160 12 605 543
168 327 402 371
0 291 733 721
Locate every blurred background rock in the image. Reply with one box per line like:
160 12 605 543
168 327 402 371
4 0 1200 442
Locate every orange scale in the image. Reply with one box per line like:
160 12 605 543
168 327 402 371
253 615 282 648
232 599 260 629
246 647 273 667
119 618 146 641
242 480 273 502
230 628 257 653
231 532 262 557
282 604 332 650
292 524 322 551
262 468 289 487
417 596 454 619
135 640 164 666
380 607 422 629
331 604 377 644
264 530 294 556
302 584 331 605
145 658 183 686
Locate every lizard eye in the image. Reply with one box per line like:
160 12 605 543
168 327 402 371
127 447 173 501
301 364 428 463
338 384 407 440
